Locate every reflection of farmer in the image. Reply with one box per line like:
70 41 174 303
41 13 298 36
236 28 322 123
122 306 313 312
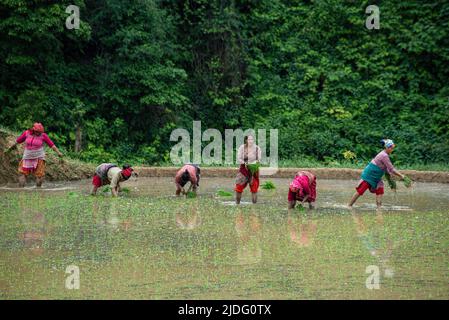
352 209 396 278
235 135 262 204
235 208 262 265
175 200 201 230
348 139 409 208
5 123 64 187
17 193 48 256
287 210 317 247
175 164 200 196
91 163 134 197
288 171 317 210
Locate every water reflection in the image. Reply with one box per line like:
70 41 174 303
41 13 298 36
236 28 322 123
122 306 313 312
351 209 396 278
287 209 317 248
16 193 49 256
235 207 262 265
175 199 201 230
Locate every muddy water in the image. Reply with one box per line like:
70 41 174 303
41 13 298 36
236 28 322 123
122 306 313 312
0 178 448 299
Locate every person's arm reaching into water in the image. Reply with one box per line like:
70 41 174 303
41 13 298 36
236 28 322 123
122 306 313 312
175 170 186 195
110 172 121 197
189 169 198 192
383 153 405 180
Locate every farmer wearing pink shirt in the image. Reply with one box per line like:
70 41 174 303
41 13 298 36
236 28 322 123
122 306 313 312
6 123 63 187
348 139 408 208
288 171 317 210
175 164 201 196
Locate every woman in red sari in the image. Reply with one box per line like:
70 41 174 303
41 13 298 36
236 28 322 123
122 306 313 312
288 171 317 210
234 135 262 204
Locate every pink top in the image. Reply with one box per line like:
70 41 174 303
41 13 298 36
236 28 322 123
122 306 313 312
290 171 314 196
175 164 198 187
16 130 55 150
371 150 397 175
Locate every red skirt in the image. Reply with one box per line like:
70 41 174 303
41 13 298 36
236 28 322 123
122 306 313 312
235 164 260 193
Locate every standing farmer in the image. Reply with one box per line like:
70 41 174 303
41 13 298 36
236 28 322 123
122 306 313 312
348 139 409 209
5 123 63 187
235 135 262 204
91 163 134 197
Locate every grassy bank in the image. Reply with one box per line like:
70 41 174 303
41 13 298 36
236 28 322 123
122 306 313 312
0 127 95 183
147 159 448 172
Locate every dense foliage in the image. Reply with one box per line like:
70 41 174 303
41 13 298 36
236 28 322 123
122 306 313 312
1 0 448 166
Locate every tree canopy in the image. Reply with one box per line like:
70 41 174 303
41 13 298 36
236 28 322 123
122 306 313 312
1 0 448 166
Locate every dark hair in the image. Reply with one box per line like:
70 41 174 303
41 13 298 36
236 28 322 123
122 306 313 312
180 170 190 187
122 163 132 170
244 135 254 145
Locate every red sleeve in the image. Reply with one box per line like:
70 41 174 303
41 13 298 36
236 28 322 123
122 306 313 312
16 130 28 144
42 133 55 148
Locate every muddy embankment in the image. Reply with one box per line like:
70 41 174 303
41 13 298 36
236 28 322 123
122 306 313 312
0 128 94 184
135 167 449 184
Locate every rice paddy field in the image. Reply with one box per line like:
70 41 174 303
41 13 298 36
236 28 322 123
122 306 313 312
0 177 448 299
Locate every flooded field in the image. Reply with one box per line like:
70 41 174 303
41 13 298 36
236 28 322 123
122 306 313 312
0 177 448 299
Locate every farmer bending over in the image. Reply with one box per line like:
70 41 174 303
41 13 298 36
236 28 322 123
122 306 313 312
288 171 317 210
91 163 134 197
175 164 200 196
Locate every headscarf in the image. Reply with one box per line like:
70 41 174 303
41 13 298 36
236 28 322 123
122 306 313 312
121 166 133 180
290 175 304 195
381 139 395 149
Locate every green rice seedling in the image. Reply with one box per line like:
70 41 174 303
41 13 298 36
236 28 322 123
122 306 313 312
186 191 197 198
121 187 130 194
247 163 261 175
403 176 412 188
384 173 397 190
217 189 233 197
261 181 276 190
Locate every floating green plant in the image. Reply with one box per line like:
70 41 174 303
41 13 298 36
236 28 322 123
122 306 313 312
67 191 79 197
261 181 276 190
121 187 130 194
217 189 233 197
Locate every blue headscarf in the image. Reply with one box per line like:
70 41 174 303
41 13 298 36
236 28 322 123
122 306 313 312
381 139 395 148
